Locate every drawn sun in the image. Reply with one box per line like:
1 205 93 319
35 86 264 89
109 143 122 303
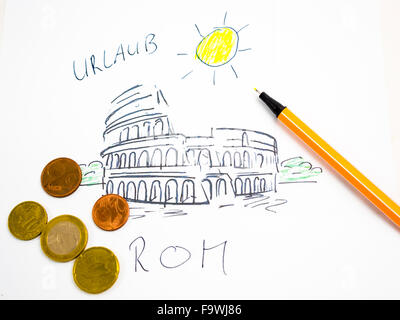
178 12 251 85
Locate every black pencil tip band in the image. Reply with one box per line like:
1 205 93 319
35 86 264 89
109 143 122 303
258 92 286 117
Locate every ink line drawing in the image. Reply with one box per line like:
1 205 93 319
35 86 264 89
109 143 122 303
178 12 251 85
101 84 278 205
80 84 322 216
129 236 227 275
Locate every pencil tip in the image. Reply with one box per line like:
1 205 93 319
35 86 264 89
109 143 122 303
254 88 260 94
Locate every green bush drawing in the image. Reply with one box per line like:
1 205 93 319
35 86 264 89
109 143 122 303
279 157 322 183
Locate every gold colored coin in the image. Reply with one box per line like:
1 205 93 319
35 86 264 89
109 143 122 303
41 215 88 262
73 246 119 294
8 201 48 240
41 157 82 197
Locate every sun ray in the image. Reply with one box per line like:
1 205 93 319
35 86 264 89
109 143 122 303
237 24 249 33
159 89 168 105
231 65 238 78
194 24 204 38
181 70 194 79
179 13 250 84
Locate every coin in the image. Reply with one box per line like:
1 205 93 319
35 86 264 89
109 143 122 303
92 194 130 231
73 246 119 294
41 215 88 262
41 157 82 197
8 201 48 240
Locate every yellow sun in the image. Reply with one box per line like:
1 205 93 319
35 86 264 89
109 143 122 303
178 12 251 85
196 27 238 67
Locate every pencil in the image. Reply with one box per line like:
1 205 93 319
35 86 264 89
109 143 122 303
255 88 400 228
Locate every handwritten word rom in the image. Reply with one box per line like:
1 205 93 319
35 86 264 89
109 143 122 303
129 236 228 275
72 33 158 81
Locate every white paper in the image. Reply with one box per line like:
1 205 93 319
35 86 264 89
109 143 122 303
1 0 399 299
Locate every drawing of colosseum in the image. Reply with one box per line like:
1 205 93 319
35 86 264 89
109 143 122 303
100 84 279 205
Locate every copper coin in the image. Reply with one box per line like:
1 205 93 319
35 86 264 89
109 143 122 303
41 157 82 197
92 194 130 231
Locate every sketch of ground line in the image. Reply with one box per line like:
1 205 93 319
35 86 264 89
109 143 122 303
99 84 279 206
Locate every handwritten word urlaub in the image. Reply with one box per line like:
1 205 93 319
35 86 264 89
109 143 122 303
72 33 158 81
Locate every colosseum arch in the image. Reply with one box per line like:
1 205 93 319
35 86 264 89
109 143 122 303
216 179 227 196
181 180 195 203
244 178 252 194
242 132 249 147
137 150 150 167
131 125 139 139
137 180 147 201
260 178 266 192
165 147 178 166
150 180 162 202
119 127 129 142
129 152 136 168
113 154 120 169
153 119 164 136
119 153 127 168
235 178 243 195
151 148 163 167
185 149 196 166
253 177 260 193
126 181 136 200
165 179 178 203
117 181 125 198
222 151 232 167
143 121 151 137
243 151 250 168
198 148 212 167
106 180 114 194
106 154 112 168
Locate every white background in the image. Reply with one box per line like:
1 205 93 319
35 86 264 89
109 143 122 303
1 0 400 299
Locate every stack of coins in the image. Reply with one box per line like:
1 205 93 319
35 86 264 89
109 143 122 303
8 157 126 294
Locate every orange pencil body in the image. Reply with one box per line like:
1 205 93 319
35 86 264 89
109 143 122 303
278 107 400 228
